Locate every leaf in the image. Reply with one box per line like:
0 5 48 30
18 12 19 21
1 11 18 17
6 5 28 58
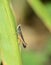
0 0 22 65
27 0 51 32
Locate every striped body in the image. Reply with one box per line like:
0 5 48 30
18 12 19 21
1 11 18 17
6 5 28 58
17 24 27 48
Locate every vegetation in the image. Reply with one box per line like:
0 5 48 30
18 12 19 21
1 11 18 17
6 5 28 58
0 0 22 65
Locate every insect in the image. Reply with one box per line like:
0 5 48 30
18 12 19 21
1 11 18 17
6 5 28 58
0 25 27 65
17 24 27 48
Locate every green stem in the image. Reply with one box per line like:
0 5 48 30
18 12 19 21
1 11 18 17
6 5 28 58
27 0 51 32
0 0 22 65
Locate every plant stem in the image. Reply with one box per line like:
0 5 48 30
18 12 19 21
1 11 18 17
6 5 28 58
0 0 22 65
27 0 51 32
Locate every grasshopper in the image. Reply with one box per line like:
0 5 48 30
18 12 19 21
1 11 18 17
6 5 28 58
17 24 27 48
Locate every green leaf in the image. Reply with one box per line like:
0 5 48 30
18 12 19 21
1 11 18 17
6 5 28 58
27 0 51 31
0 0 22 65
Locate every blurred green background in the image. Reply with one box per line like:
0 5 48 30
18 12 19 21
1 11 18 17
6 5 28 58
11 0 51 65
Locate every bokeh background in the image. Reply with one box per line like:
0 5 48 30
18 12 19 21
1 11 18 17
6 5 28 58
10 0 51 65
